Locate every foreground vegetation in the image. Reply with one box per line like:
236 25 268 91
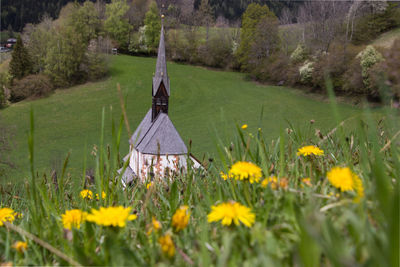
0 90 398 265
1 55 371 184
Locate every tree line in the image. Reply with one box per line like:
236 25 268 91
1 0 400 109
2 0 305 32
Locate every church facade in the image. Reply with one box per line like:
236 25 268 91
120 23 202 186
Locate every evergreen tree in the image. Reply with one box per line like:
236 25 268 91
9 36 32 80
144 1 161 52
198 0 214 41
236 3 276 71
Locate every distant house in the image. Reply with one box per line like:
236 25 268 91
119 22 202 186
6 38 17 48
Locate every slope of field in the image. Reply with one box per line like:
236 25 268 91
1 55 371 183
372 27 400 48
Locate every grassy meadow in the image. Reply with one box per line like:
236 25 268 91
1 55 377 185
0 93 398 265
0 54 399 266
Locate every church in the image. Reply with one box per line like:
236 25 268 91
120 22 202 186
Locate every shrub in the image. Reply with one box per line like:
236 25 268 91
0 72 12 108
128 26 149 54
357 45 384 89
83 39 109 81
198 32 233 68
166 29 186 62
85 52 108 81
343 57 365 94
312 44 362 92
299 61 314 85
290 44 307 64
370 39 400 100
10 74 53 102
182 27 200 64
0 87 5 109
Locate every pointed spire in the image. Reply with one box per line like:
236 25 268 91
152 18 170 96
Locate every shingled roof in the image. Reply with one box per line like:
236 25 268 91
152 24 170 96
129 109 188 155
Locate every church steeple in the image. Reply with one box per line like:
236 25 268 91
152 19 170 122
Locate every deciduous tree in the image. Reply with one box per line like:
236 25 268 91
104 0 132 48
144 1 161 51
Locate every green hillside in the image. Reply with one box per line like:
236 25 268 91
1 55 372 183
372 27 400 48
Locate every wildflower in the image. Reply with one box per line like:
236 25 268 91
220 171 231 180
158 234 175 257
228 161 262 184
327 167 364 201
171 205 190 231
297 145 324 156
80 189 93 200
12 241 27 253
302 178 312 187
61 209 87 230
353 173 364 203
261 176 278 190
86 206 137 227
207 201 255 228
241 124 248 129
279 177 289 190
146 182 153 189
95 191 106 200
0 208 16 226
147 216 162 235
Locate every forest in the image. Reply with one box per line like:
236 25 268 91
1 0 305 32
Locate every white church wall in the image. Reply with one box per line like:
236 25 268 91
128 150 202 182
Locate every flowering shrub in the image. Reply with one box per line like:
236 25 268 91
299 61 314 85
357 45 384 88
290 43 307 63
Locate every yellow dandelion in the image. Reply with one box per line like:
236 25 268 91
95 191 106 200
297 145 324 156
80 189 93 200
228 161 262 184
0 208 16 226
302 178 312 187
207 201 255 228
241 124 248 129
220 171 229 180
171 205 190 232
86 206 137 227
146 182 153 189
327 167 355 191
279 177 289 190
147 216 162 235
353 173 364 203
12 241 27 253
61 209 87 230
261 176 278 190
327 167 364 201
158 233 175 257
